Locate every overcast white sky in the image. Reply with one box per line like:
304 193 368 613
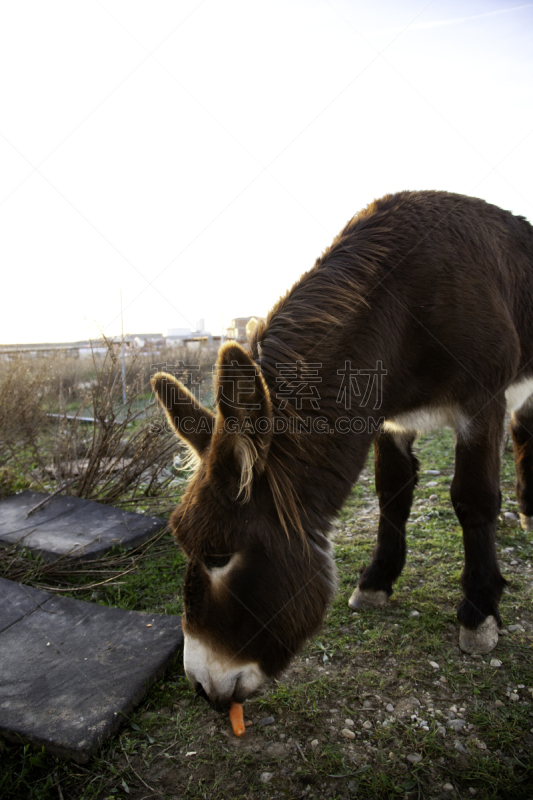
1 0 532 344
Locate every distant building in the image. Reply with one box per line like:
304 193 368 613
0 334 165 359
226 316 265 343
167 328 192 338
0 328 226 360
0 340 90 359
183 334 222 351
126 334 165 350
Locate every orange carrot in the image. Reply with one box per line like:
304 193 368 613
229 700 245 737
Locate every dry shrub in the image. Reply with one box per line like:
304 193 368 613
42 352 96 403
0 339 219 512
128 342 216 408
0 356 48 469
45 338 184 509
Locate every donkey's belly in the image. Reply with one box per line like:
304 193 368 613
505 377 533 413
382 406 468 436
383 377 533 436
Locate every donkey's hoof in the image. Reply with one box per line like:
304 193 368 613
459 616 499 655
349 587 388 610
519 513 533 531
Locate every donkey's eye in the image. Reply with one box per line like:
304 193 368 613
203 554 232 570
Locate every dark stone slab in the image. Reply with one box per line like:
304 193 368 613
0 491 166 561
0 579 52 633
0 577 183 761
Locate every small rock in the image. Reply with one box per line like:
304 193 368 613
447 719 466 732
429 661 440 669
429 494 438 500
508 624 525 632
362 699 372 709
260 772 273 783
394 697 421 717
469 789 477 796
499 628 509 636
342 728 356 740
263 743 289 759
490 659 502 668
443 783 454 791
406 752 422 764
426 481 439 487
504 511 518 520
494 700 504 707
410 610 420 617
310 739 319 748
436 726 446 735
344 718 355 727
386 703 394 712
425 469 441 475
258 716 275 726
362 720 373 729
510 693 520 702
454 741 467 754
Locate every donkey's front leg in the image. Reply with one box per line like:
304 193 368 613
349 431 418 610
451 404 507 654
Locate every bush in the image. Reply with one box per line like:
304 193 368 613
0 357 48 470
0 339 218 511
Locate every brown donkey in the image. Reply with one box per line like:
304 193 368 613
152 190 533 708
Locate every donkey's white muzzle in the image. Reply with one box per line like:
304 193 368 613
183 633 267 705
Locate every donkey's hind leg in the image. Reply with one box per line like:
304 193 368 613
510 395 533 531
451 401 507 654
349 430 418 610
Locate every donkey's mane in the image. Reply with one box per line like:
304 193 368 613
251 198 391 370
246 196 397 538
253 200 394 391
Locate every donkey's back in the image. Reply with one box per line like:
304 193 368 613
334 192 533 418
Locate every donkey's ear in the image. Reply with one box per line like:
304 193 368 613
208 342 273 502
151 372 214 457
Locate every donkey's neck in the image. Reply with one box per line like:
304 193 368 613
258 342 381 535
267 399 376 535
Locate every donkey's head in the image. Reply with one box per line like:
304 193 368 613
152 342 335 708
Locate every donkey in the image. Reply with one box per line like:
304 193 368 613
152 190 533 707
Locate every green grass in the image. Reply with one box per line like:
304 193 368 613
82 537 187 615
1 430 532 798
